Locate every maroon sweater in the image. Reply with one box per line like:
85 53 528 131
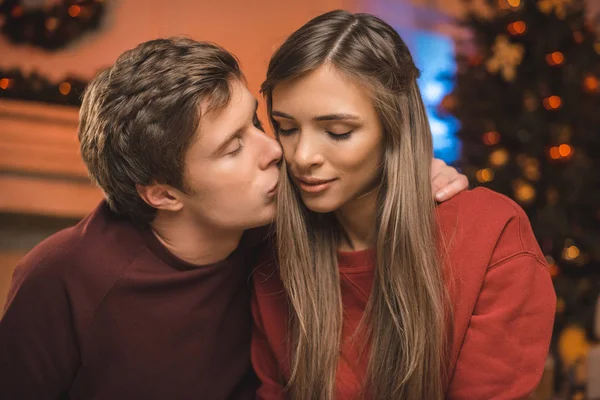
0 202 259 400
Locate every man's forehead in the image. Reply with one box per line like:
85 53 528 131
199 81 254 121
199 100 257 132
194 85 257 146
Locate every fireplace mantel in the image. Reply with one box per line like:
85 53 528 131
0 99 102 218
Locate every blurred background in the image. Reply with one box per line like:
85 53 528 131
0 0 599 398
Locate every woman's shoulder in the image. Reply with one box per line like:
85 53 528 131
437 186 533 238
436 186 545 269
438 186 526 223
250 231 284 292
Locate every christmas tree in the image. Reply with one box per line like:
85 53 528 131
444 0 600 394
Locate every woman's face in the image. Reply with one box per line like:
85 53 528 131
271 65 384 214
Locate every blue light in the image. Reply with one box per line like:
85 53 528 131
421 81 446 105
396 28 461 164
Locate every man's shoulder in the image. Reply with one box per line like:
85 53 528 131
15 224 82 282
12 202 146 296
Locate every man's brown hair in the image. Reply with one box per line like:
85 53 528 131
79 37 242 225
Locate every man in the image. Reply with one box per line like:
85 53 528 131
0 37 467 399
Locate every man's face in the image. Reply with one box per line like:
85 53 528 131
176 79 282 231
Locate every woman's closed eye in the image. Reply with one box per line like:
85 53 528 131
278 127 353 140
327 130 353 141
278 127 298 136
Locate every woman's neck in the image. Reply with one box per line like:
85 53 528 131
334 189 379 252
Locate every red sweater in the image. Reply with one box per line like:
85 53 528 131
251 188 556 399
0 202 258 400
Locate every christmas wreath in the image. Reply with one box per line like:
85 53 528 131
0 0 106 50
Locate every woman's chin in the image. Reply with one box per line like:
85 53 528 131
301 197 338 214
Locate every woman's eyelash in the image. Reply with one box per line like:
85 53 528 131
278 128 297 136
327 131 353 140
277 128 353 140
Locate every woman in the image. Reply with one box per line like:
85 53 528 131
251 10 556 400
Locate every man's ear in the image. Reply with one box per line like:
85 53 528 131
136 183 184 212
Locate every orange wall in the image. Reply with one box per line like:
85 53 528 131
2 0 598 94
0 0 359 103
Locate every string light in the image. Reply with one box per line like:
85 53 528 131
68 5 81 18
523 158 540 181
583 74 599 93
440 94 457 112
556 297 566 313
0 78 10 90
507 0 520 7
483 131 501 145
573 392 585 400
558 144 572 158
546 255 559 278
489 148 509 167
11 6 23 18
563 245 580 261
45 17 58 32
1 1 105 50
476 168 494 183
508 21 527 35
497 0 510 9
573 31 584 43
558 326 590 377
524 94 537 111
543 95 562 110
513 180 536 204
59 82 71 95
546 51 565 66
549 144 573 160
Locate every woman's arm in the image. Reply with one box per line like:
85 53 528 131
447 204 556 399
251 293 287 400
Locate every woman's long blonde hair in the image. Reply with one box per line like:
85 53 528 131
261 10 451 399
